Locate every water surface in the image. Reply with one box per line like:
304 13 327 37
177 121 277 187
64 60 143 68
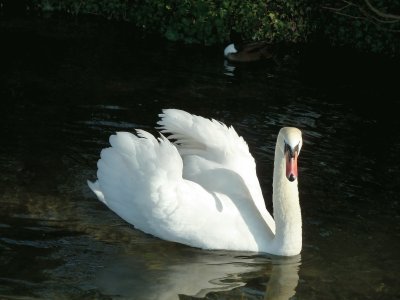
0 15 399 299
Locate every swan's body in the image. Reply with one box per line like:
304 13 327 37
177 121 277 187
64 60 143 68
88 109 303 256
224 41 273 62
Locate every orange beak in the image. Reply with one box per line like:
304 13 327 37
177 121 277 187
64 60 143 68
286 151 298 182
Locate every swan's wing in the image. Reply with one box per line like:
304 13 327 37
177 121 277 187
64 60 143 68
157 109 274 230
88 130 261 249
157 109 249 164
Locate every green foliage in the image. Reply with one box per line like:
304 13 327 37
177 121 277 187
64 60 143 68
128 0 315 45
220 0 314 43
132 0 228 45
31 0 314 45
31 0 399 56
33 0 129 19
319 0 400 56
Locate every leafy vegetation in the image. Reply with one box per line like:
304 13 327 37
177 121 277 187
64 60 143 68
27 0 399 55
319 0 400 55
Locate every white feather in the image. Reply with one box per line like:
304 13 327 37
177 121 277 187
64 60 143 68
224 43 238 56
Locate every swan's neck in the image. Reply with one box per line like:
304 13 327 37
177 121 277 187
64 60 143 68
271 146 302 256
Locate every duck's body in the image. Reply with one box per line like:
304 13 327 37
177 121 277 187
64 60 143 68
88 109 303 256
224 41 273 62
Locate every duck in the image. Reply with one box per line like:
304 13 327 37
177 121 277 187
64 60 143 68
224 41 274 62
88 109 303 256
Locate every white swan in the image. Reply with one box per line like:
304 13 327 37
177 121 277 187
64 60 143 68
88 109 303 256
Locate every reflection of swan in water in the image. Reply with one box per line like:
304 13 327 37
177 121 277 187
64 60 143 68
88 109 303 256
95 251 301 299
265 256 300 300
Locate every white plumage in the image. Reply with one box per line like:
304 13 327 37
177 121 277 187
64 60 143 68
88 109 303 256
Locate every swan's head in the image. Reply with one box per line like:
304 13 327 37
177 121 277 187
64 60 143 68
278 127 302 182
224 43 237 57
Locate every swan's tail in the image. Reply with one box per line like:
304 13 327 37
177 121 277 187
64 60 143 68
87 180 106 204
87 129 186 237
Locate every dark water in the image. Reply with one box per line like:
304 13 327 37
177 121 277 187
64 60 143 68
1 15 399 299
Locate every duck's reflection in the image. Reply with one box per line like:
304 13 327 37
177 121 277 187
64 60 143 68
95 249 301 300
223 59 237 76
